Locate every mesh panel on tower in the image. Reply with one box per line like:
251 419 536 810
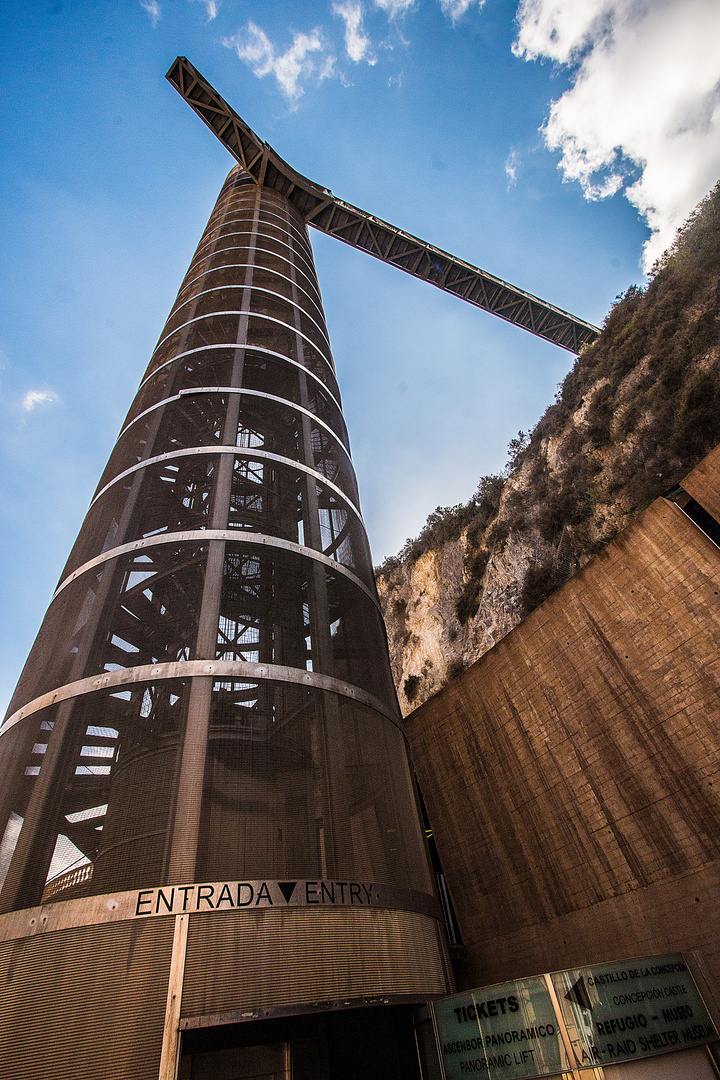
0 169 438 909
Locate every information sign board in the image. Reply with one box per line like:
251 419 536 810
550 953 717 1069
432 976 571 1080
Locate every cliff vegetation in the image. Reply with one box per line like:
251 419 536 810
376 182 720 714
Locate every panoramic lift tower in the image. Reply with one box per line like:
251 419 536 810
0 60 598 1080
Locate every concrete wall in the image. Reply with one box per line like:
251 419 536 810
407 446 720 992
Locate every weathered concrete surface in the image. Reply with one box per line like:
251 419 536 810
406 447 720 990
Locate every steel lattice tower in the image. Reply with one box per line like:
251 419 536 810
0 169 451 1079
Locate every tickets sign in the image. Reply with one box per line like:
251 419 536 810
432 976 571 1080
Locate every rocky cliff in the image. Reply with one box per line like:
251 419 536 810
376 183 720 714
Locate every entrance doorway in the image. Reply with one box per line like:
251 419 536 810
179 1005 423 1080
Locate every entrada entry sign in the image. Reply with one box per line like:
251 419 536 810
432 975 572 1080
432 955 717 1079
551 954 717 1070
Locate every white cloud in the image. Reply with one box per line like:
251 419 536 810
140 0 161 26
224 22 329 102
21 389 60 414
192 0 218 19
514 0 720 271
334 2 377 64
514 0 613 63
374 0 415 18
440 0 485 22
505 149 518 187
319 54 337 82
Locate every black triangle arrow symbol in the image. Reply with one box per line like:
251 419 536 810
565 976 593 1011
278 881 297 904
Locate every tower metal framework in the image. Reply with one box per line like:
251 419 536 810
0 162 448 1080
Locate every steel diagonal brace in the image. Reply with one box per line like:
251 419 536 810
167 56 599 353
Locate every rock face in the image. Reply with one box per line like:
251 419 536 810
377 183 720 715
377 533 534 713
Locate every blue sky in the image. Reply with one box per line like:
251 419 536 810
2 0 719 716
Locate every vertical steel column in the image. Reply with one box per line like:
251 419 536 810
167 186 262 883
